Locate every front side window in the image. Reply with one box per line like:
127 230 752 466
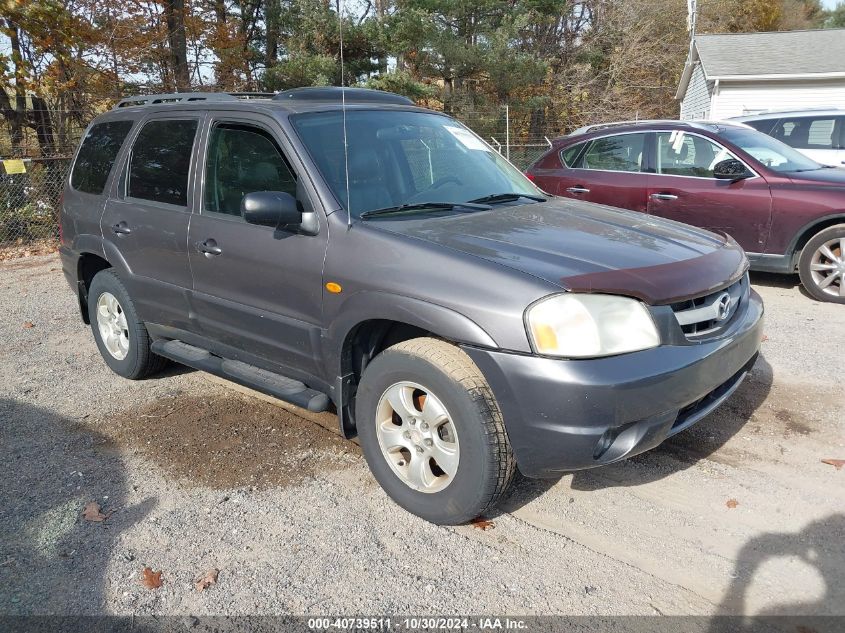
128 119 198 206
290 110 539 218
577 134 645 172
655 131 739 178
204 124 297 217
71 120 134 195
772 117 837 150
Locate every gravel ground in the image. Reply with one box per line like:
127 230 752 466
0 255 843 619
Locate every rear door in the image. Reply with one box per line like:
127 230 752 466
555 132 650 212
646 130 773 253
101 114 201 329
187 113 328 379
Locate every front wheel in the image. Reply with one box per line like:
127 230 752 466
356 338 515 525
798 224 845 303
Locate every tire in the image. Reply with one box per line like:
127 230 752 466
355 337 516 525
798 224 845 304
87 269 168 379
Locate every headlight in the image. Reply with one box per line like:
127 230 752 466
526 294 660 358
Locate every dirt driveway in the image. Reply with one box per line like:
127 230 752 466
1 255 843 620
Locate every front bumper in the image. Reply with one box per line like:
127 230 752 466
463 289 764 477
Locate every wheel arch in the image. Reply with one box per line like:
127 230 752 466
789 214 845 269
326 292 498 438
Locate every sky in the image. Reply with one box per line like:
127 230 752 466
821 0 839 7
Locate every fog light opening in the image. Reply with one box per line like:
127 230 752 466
593 427 620 460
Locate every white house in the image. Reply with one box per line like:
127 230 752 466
676 28 845 120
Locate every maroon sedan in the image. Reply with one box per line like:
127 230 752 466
526 120 845 303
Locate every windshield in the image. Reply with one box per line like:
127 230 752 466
718 127 823 173
290 110 541 218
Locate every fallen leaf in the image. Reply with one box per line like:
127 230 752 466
82 501 111 522
470 517 495 530
140 567 163 589
726 499 739 509
194 568 219 592
821 459 845 471
22 321 34 329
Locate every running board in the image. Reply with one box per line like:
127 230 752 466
151 339 330 413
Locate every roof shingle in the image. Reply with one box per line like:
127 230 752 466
696 29 845 77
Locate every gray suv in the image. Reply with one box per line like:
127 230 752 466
60 88 763 524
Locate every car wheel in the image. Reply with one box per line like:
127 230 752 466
798 224 845 303
87 269 168 379
355 337 516 524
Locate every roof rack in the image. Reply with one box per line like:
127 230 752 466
113 92 275 109
569 119 687 135
273 87 414 105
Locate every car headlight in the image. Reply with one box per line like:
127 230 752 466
525 294 660 358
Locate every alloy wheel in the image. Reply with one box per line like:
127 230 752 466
96 292 130 360
809 238 845 298
375 381 460 493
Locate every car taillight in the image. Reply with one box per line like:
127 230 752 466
525 172 535 181
58 191 64 244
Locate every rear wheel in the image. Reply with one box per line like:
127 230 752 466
798 224 845 303
356 337 515 524
88 270 168 379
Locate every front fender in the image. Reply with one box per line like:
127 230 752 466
324 290 498 377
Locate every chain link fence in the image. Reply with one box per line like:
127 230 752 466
0 156 71 249
0 102 558 250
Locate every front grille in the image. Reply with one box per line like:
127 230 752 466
671 274 748 340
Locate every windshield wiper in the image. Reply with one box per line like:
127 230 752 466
359 201 491 219
467 192 547 204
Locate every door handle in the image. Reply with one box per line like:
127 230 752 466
198 239 222 256
650 193 678 201
565 186 591 194
111 221 131 235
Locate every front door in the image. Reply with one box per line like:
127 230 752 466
100 115 201 329
646 131 773 253
187 115 328 379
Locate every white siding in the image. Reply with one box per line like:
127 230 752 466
680 63 712 120
710 78 845 119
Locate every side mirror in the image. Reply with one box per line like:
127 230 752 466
713 158 752 181
241 191 302 227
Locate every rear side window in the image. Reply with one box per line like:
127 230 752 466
128 119 199 206
578 134 646 172
771 117 837 150
560 142 586 167
71 121 134 194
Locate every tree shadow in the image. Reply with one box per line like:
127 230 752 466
708 513 845 632
0 398 153 615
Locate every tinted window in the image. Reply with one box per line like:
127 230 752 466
745 119 776 135
204 124 297 217
128 119 198 206
655 131 740 178
560 142 586 167
578 134 645 172
71 121 134 194
771 117 836 149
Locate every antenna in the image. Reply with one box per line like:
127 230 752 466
338 0 352 228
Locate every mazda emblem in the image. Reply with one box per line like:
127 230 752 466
716 293 732 321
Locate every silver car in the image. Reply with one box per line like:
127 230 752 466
733 108 845 167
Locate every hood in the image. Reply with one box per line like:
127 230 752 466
371 198 748 305
787 167 845 186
